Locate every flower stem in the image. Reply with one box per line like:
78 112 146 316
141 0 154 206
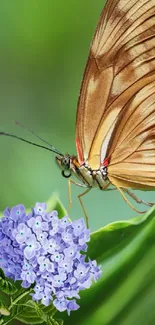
0 288 33 325
9 288 33 311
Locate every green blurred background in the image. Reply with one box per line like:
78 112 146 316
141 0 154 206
0 1 155 325
0 0 154 231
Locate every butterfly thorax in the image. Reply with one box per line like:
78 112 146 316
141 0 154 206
72 157 108 189
56 154 108 189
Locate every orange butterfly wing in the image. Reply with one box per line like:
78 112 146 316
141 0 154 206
76 0 155 189
108 80 155 189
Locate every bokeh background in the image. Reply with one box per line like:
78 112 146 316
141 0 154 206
0 0 154 231
0 1 155 325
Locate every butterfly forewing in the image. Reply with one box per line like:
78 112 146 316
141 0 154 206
76 0 155 190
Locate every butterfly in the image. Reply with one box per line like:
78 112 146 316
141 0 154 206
1 0 155 226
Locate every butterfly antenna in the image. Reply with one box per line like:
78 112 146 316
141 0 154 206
0 132 64 156
14 120 63 156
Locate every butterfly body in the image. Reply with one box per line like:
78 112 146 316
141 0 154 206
76 162 108 189
56 154 108 189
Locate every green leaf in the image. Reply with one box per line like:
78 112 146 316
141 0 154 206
0 268 6 280
46 194 67 219
54 319 64 325
60 206 155 325
0 300 10 316
47 317 64 325
33 301 45 320
41 303 57 318
11 299 57 325
0 277 17 295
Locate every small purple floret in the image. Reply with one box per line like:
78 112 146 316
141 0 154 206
0 202 101 315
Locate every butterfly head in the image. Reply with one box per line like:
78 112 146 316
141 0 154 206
56 154 72 178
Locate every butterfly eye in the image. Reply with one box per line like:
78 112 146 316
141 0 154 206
61 156 70 170
55 155 71 173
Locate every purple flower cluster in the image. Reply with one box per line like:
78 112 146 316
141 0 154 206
0 203 101 315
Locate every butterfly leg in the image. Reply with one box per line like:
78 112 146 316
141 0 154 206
123 188 154 207
101 181 111 190
78 188 92 228
68 178 89 218
68 178 80 215
115 185 146 214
